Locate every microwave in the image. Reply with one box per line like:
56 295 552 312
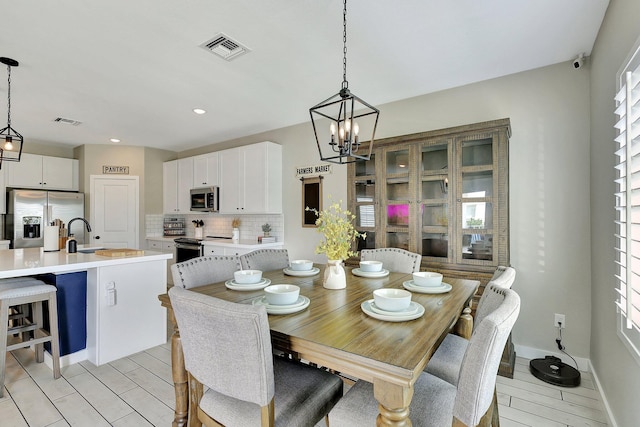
190 186 219 212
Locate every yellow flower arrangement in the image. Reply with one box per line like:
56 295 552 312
307 199 365 260
231 217 241 228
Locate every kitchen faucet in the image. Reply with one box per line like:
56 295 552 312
67 217 92 236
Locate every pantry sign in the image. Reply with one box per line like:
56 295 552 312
295 164 332 178
102 165 130 174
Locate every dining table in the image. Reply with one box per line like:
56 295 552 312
158 264 479 427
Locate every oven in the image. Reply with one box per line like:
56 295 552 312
174 238 203 263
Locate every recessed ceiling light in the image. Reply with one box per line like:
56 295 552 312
193 108 206 115
110 138 121 143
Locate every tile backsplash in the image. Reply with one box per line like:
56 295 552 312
145 213 284 243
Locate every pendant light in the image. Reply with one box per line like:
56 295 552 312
309 0 379 164
0 57 24 163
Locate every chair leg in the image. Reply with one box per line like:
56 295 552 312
47 292 61 379
33 300 44 363
491 387 500 427
0 300 10 398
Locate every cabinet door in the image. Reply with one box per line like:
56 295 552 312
219 148 242 213
242 144 267 213
382 145 416 252
163 161 179 213
350 153 377 251
202 245 224 256
6 153 43 188
193 153 219 187
43 156 78 190
0 166 5 214
177 158 193 213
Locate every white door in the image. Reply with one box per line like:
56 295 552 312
90 175 139 249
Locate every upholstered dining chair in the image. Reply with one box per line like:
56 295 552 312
360 248 422 273
329 286 520 427
425 266 517 385
168 286 343 427
240 249 290 271
171 255 241 289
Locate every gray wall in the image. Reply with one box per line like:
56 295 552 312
590 0 640 426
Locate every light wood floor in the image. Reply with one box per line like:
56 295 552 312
1 345 609 426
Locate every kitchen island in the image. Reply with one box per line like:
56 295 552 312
0 247 171 366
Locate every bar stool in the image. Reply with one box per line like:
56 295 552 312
0 282 61 397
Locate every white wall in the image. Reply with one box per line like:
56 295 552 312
590 0 640 426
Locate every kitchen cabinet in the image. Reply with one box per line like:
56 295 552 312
163 158 193 214
0 167 5 214
192 152 219 187
219 141 282 214
6 153 79 191
147 237 176 285
201 241 284 257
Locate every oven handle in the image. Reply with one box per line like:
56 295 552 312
175 243 202 250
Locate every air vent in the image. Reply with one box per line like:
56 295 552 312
53 117 82 126
200 33 250 61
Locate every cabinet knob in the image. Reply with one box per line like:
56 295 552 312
95 236 101 240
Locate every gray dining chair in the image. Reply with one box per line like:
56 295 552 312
240 249 290 271
360 248 422 273
168 286 343 427
171 255 241 289
425 266 517 385
329 286 520 427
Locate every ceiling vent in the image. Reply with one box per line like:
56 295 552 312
200 33 250 61
53 117 82 126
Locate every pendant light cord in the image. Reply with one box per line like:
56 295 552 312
341 0 348 91
6 64 11 128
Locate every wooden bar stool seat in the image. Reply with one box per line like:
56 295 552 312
0 282 61 397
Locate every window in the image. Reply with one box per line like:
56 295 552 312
614 36 640 363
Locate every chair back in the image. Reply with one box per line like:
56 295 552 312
168 287 275 406
474 266 516 329
453 287 520 426
171 255 240 289
240 249 290 271
360 248 422 273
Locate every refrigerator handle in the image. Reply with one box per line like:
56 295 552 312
46 205 53 224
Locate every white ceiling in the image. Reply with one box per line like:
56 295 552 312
1 0 609 152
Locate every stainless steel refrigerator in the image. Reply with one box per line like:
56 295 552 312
6 189 86 249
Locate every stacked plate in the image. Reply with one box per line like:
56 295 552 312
360 299 425 322
351 268 390 278
283 259 320 277
402 271 452 294
252 295 310 314
225 278 271 291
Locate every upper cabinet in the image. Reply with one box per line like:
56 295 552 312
163 158 193 214
6 153 79 191
348 119 510 272
192 152 219 187
219 141 282 214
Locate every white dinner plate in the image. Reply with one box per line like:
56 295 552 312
369 301 421 316
351 268 390 278
283 267 320 277
361 299 424 322
225 278 271 291
402 280 452 294
252 295 310 314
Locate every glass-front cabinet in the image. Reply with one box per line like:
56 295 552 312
348 118 510 271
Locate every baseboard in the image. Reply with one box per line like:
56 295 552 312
513 344 589 371
44 349 89 369
588 359 619 427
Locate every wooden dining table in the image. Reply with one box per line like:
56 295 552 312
158 265 479 427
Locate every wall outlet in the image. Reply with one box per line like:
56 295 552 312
554 313 565 328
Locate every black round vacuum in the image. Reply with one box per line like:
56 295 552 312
529 356 581 387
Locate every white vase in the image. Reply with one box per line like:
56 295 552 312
194 228 203 239
323 259 346 289
232 228 239 242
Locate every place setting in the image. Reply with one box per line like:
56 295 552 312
283 259 320 277
225 269 271 291
351 260 390 278
251 284 310 315
402 271 452 294
361 288 425 322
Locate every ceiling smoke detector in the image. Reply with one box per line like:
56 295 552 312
200 33 250 61
53 117 82 126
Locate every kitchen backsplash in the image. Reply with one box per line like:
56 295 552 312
145 214 284 242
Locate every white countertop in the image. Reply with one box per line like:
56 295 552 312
0 247 172 279
146 236 283 249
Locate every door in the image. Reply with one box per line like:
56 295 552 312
90 175 139 249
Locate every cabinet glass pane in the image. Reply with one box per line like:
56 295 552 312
355 181 375 201
462 138 493 166
357 232 376 251
462 234 493 260
356 154 375 176
387 232 409 250
422 179 448 199
386 150 410 174
421 204 448 227
462 202 493 229
421 234 448 258
387 204 409 226
421 144 448 171
462 171 493 197
356 204 376 228
387 180 410 201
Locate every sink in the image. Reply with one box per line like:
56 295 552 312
77 247 104 254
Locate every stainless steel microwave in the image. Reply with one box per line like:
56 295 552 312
190 186 219 212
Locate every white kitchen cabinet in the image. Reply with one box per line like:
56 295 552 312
202 245 251 257
0 166 5 214
219 141 282 214
6 153 79 191
146 237 176 285
163 158 193 214
193 152 219 187
0 240 9 250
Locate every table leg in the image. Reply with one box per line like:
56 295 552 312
373 379 413 427
168 308 189 427
454 300 474 339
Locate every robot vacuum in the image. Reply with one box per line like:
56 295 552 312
529 356 581 387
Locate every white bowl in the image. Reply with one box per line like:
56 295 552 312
359 260 383 272
233 270 263 284
412 271 443 287
373 288 412 312
290 260 313 271
264 284 300 305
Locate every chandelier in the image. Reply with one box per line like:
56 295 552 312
309 0 379 164
0 57 24 164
